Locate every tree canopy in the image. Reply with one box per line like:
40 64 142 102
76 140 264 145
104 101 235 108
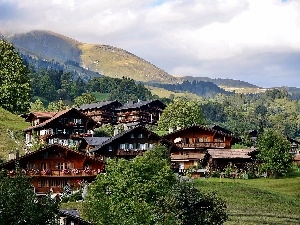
83 145 227 225
158 97 204 131
257 129 293 177
0 171 59 225
0 39 31 114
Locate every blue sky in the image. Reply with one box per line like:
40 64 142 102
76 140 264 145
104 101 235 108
0 0 299 88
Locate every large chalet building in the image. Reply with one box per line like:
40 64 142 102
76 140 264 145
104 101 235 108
0 144 104 194
163 125 250 172
87 126 180 162
114 99 165 125
23 108 97 149
77 100 122 125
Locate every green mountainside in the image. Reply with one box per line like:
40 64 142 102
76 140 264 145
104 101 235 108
0 108 29 161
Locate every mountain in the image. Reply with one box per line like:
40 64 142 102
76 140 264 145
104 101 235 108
3 30 179 84
183 76 260 88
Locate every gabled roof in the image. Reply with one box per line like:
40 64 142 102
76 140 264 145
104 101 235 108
59 209 92 225
163 124 237 139
0 144 102 168
24 108 97 131
207 148 256 159
89 125 180 153
21 112 56 122
209 125 233 135
78 100 122 111
115 99 165 110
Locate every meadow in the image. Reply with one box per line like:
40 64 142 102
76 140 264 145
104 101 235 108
194 170 300 225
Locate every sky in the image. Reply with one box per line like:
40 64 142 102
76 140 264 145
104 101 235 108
0 0 300 88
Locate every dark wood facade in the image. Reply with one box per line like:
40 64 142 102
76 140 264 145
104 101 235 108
115 100 165 125
78 100 122 125
163 125 238 172
24 108 97 149
0 144 104 194
89 126 179 162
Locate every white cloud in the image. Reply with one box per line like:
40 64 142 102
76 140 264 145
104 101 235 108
0 0 300 87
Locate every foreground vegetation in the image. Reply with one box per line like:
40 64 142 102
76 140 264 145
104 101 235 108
194 170 300 225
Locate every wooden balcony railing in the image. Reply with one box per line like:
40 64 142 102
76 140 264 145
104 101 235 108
176 142 226 148
171 153 205 160
22 169 101 177
116 149 144 156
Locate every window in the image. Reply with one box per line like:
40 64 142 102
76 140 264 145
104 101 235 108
138 133 143 138
27 163 35 170
108 146 113 151
42 152 49 158
25 134 32 143
57 163 64 170
128 143 134 149
203 137 208 142
119 144 125 149
74 118 82 124
130 134 135 138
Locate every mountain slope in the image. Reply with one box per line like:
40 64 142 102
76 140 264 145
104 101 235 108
3 30 179 84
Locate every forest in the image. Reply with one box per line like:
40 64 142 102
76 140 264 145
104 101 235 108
26 65 300 141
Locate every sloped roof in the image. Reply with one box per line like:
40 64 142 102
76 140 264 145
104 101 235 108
78 100 121 111
83 137 110 146
163 124 237 139
24 108 97 131
89 125 180 153
0 144 102 168
207 149 255 159
21 111 56 122
59 209 92 225
115 99 165 110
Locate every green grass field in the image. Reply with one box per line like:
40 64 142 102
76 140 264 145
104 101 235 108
194 171 300 225
91 92 110 101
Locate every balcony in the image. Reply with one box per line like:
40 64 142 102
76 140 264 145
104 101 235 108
23 168 101 177
70 133 92 139
176 142 226 149
171 153 205 160
116 149 144 156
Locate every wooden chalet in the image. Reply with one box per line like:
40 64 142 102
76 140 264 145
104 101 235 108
89 126 179 162
0 144 104 194
114 99 165 125
78 136 111 153
163 125 240 172
78 100 122 125
23 108 97 149
21 111 56 126
204 148 256 170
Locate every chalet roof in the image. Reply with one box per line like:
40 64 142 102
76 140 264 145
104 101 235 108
209 125 233 135
89 125 180 153
0 144 102 168
59 209 92 225
21 111 56 122
207 149 256 159
77 100 121 111
24 108 97 131
163 124 237 139
83 137 110 146
115 99 165 110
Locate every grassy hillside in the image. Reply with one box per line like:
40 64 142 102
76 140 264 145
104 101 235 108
0 108 29 161
146 85 202 100
194 172 300 225
79 44 179 83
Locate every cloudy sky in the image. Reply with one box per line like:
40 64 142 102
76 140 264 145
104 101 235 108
0 0 300 87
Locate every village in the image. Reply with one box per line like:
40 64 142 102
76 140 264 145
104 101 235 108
1 98 300 224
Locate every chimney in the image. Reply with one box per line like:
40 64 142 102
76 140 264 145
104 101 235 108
8 150 15 160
